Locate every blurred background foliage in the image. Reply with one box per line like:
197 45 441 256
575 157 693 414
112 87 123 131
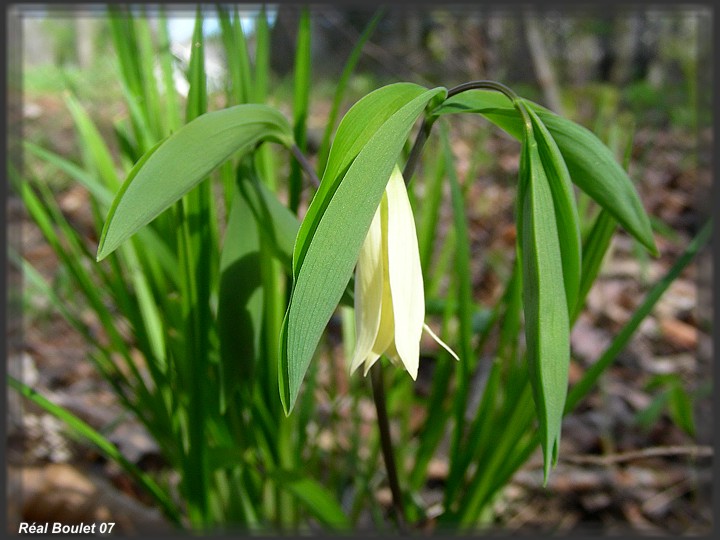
22 5 709 125
18 5 711 218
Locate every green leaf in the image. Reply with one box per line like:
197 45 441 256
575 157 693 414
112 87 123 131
517 102 570 483
270 472 350 530
280 83 447 413
668 383 696 437
24 139 181 286
433 90 658 256
237 169 300 271
292 82 428 275
96 104 293 260
217 169 264 411
288 7 312 213
526 107 582 316
431 88 515 117
529 103 657 257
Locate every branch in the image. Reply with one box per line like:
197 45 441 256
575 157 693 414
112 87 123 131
562 445 713 466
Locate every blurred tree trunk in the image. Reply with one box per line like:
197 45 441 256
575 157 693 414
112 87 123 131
523 8 564 114
609 10 642 86
271 5 384 78
269 5 299 76
45 18 79 66
270 5 443 82
76 18 96 69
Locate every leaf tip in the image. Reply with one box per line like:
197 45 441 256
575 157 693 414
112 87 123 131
649 241 661 258
95 238 113 262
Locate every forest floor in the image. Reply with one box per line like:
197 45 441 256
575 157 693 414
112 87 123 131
7 90 713 535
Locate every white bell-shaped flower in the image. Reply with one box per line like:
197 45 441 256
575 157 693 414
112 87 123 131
350 166 459 379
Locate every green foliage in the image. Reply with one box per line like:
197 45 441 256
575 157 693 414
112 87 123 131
623 80 696 128
516 100 571 481
433 90 658 256
96 105 293 261
636 374 698 437
13 6 708 535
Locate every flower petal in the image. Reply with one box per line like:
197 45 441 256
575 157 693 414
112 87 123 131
386 166 424 380
423 323 460 361
367 190 395 370
350 205 384 374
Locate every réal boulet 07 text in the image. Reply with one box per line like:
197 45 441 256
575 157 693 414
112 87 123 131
19 522 115 534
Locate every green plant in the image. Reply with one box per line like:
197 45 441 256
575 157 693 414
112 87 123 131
13 6 710 534
635 373 706 437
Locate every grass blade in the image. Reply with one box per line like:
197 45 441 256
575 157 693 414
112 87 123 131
316 9 384 176
267 471 350 530
253 6 270 103
288 7 312 214
134 8 163 139
567 218 712 411
217 5 247 105
440 123 475 483
157 7 182 133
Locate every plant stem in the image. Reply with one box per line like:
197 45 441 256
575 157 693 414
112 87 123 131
403 80 519 184
370 362 407 531
445 79 518 101
402 116 436 185
290 143 321 188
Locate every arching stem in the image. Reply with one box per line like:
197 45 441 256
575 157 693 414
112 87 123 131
403 80 521 184
290 143 321 188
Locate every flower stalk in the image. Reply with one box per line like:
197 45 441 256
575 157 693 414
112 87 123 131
370 362 407 531
351 165 459 530
403 80 519 184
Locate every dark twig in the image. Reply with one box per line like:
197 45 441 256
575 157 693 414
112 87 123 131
563 445 713 466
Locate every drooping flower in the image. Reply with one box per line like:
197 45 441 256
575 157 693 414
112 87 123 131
350 166 459 379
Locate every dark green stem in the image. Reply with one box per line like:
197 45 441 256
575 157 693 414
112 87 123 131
370 362 407 531
403 80 520 184
446 79 518 101
402 116 436 185
290 143 321 188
